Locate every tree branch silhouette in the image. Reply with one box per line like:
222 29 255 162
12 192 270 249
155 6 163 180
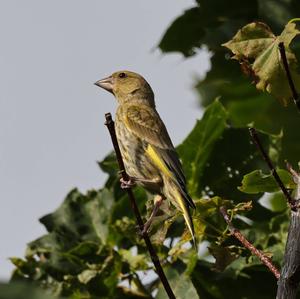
105 113 176 299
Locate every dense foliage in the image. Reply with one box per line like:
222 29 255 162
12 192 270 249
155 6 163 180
5 1 300 298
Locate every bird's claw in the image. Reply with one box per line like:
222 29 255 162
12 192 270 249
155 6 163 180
141 223 150 235
120 177 135 189
136 224 149 238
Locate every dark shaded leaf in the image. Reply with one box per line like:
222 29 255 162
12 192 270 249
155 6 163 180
158 7 205 56
177 100 227 197
0 282 60 299
191 260 277 298
159 1 258 55
208 245 239 272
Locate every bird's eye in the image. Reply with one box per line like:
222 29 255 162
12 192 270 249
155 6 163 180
118 72 126 78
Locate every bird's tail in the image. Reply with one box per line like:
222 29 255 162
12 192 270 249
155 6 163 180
165 181 196 248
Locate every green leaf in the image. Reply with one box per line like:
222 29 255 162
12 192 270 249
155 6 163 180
177 98 283 209
158 1 258 55
260 192 287 212
177 100 227 197
0 282 59 299
196 127 282 201
10 188 125 297
158 7 205 56
194 196 230 231
208 245 239 272
156 267 199 299
119 249 148 271
239 169 295 194
36 188 113 247
98 151 118 177
223 22 300 105
191 260 278 298
196 53 300 166
115 286 151 299
77 269 99 284
111 186 148 222
159 0 300 56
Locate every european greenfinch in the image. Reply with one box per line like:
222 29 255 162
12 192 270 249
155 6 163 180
95 71 196 244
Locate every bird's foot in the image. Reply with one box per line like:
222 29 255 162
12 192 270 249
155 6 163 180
136 223 150 238
136 195 164 237
120 177 136 189
141 220 151 235
120 171 161 183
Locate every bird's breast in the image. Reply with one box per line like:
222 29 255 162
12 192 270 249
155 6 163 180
115 113 162 192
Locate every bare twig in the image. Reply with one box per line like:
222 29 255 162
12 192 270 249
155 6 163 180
277 164 300 299
104 113 176 299
278 42 300 112
220 206 280 279
249 127 296 210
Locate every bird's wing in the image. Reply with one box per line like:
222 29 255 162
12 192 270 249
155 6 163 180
124 104 172 147
124 104 195 209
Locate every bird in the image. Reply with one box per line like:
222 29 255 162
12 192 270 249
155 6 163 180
95 71 196 245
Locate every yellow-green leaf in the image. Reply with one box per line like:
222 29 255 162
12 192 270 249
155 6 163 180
223 22 300 105
238 169 295 194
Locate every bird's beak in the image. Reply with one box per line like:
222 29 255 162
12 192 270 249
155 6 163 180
94 76 114 93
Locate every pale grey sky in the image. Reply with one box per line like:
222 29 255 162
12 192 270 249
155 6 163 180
0 1 209 279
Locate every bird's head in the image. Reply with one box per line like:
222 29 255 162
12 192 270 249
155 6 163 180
95 71 155 106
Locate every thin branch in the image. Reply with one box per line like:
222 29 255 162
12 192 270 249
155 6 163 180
278 42 300 112
104 113 176 299
249 127 297 210
277 164 300 299
220 206 280 279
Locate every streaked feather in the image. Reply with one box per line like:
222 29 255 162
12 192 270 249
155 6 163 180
123 104 196 240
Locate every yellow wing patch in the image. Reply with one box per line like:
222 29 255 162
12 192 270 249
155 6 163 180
145 145 173 178
146 144 195 244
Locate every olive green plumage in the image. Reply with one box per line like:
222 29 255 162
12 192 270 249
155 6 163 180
95 71 196 244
